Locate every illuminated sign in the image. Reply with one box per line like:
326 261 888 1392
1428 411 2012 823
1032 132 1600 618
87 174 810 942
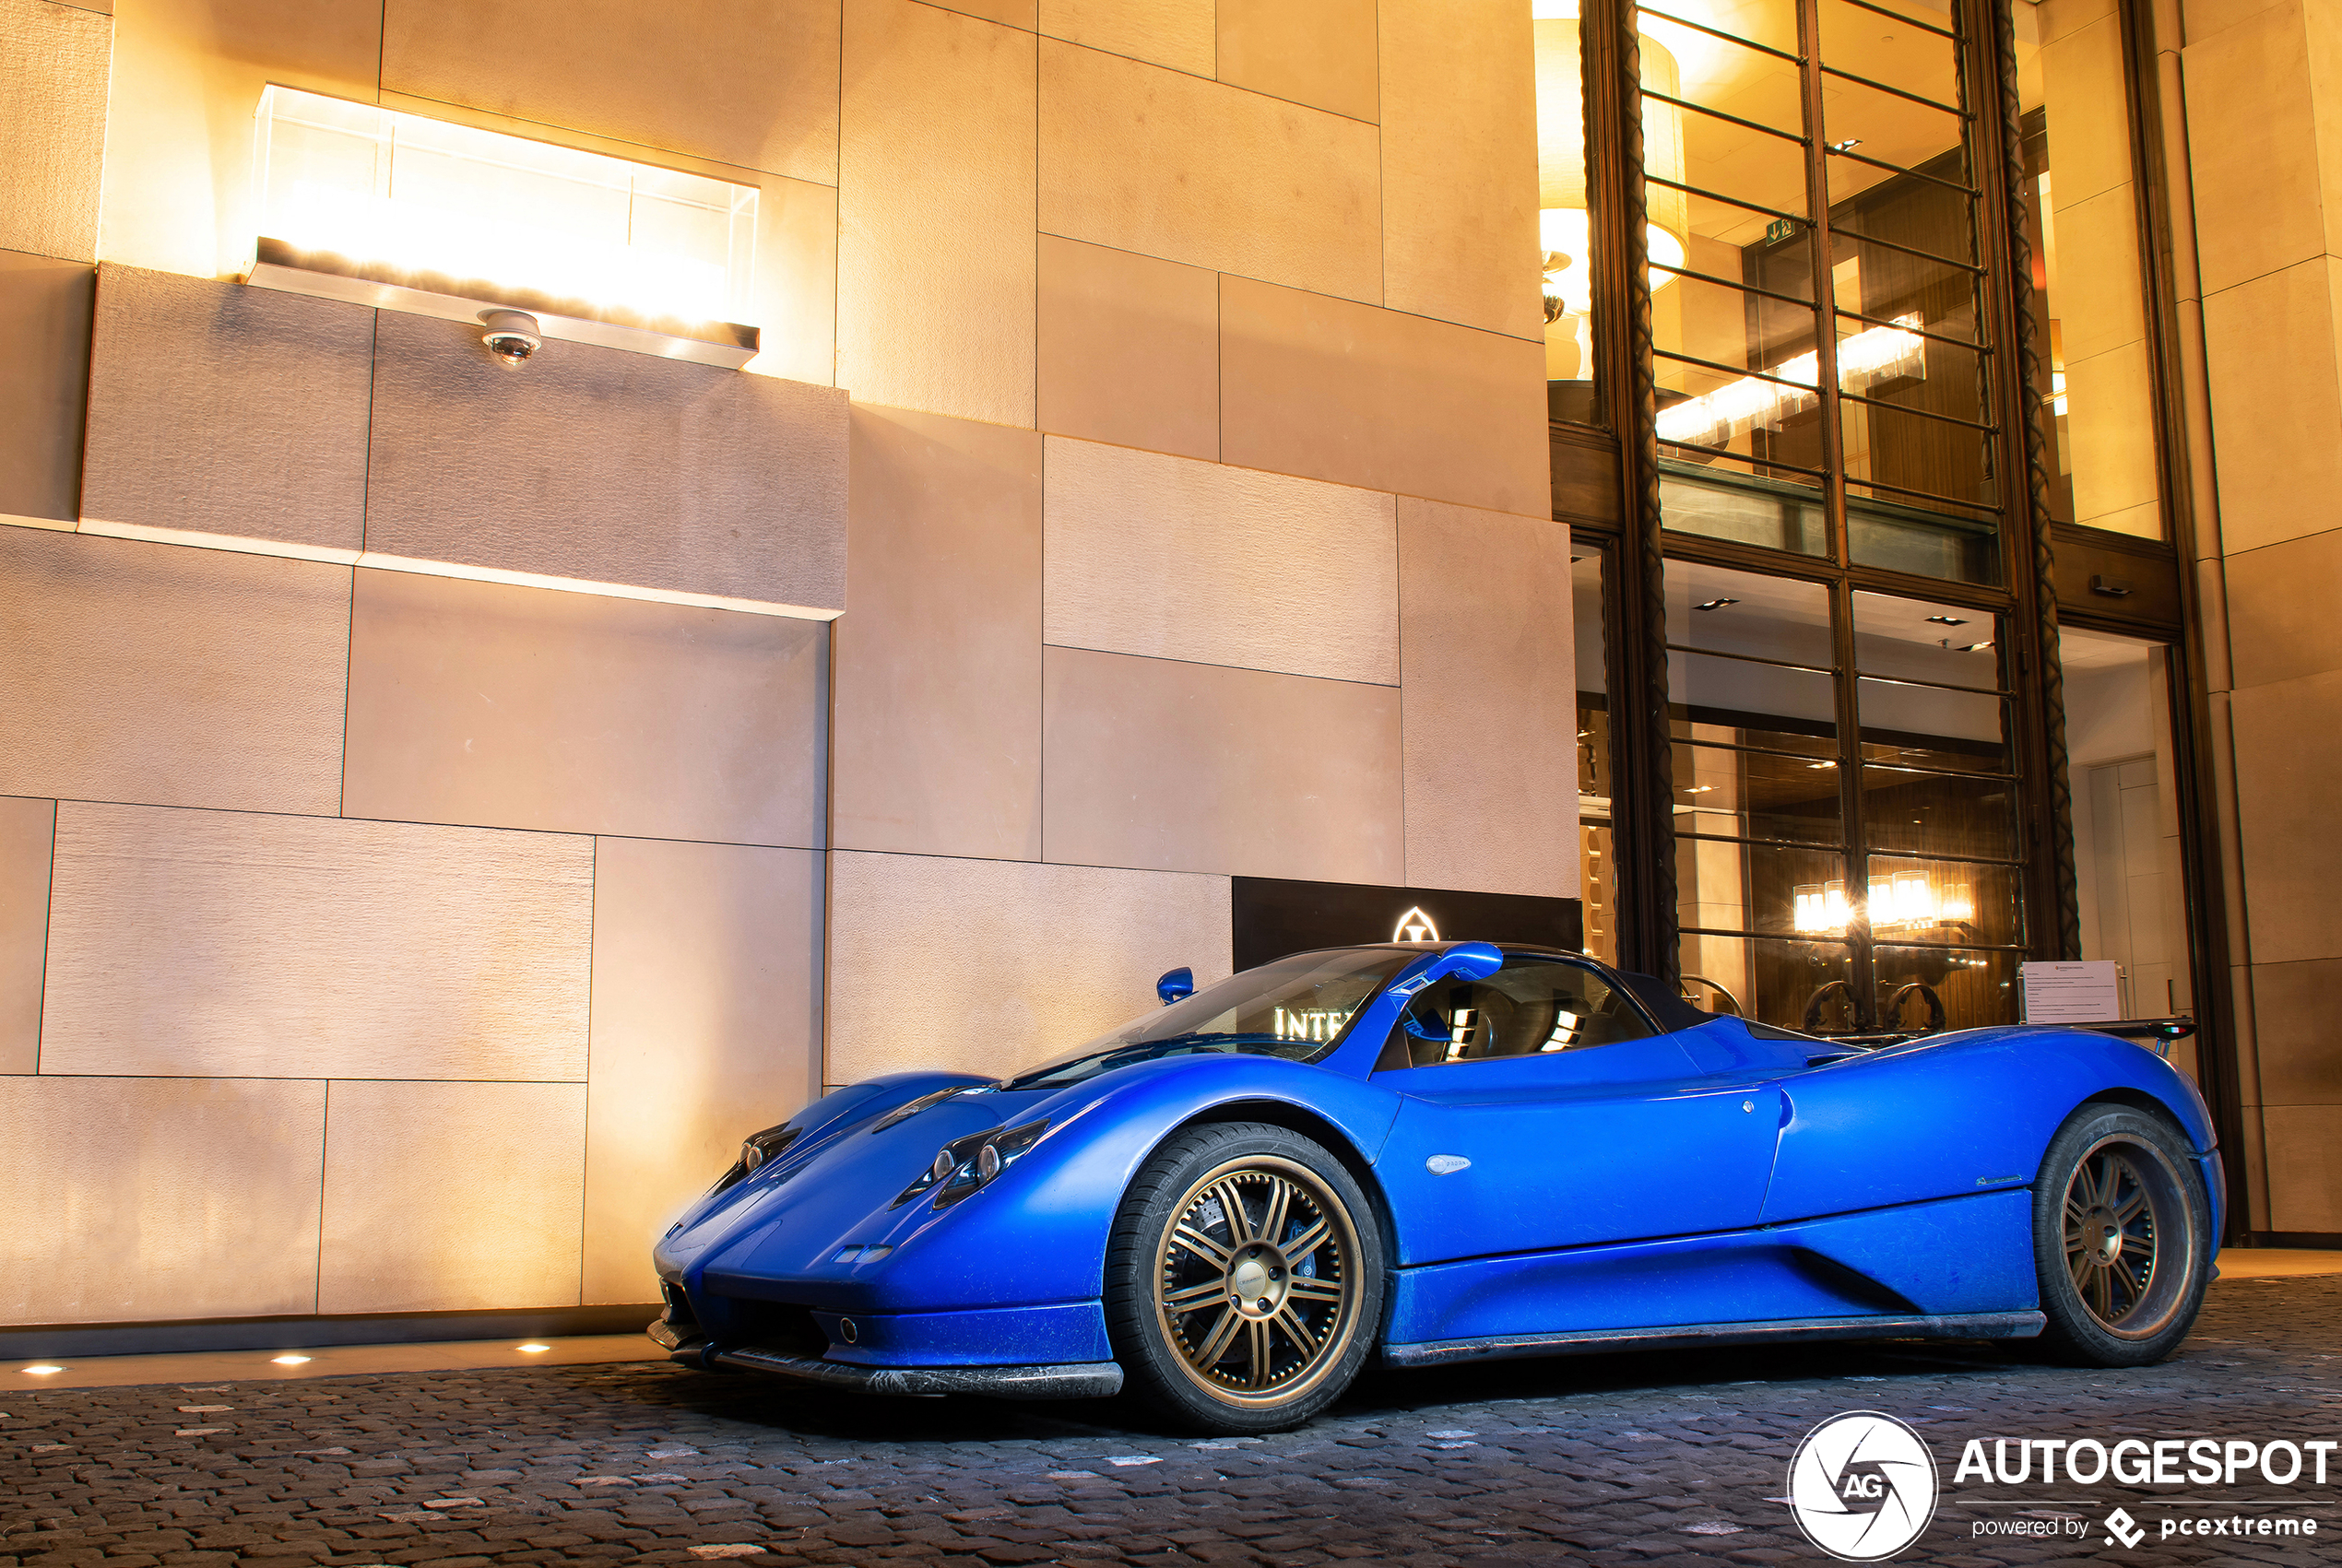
1392 906 1441 942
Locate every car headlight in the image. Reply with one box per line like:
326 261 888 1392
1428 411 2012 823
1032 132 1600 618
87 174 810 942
709 1122 800 1197
892 1117 1049 1209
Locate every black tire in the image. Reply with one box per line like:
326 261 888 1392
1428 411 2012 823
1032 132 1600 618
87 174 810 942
2031 1102 2210 1366
1105 1122 1384 1434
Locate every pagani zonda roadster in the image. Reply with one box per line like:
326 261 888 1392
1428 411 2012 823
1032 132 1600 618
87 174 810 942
650 942 2221 1432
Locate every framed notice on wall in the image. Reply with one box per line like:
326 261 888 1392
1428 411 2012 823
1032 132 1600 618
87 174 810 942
2018 960 2123 1024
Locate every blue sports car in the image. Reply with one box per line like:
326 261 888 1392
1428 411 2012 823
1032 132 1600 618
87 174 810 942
649 941 2220 1432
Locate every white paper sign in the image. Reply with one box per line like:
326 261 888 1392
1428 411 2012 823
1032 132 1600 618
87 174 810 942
2019 960 2123 1024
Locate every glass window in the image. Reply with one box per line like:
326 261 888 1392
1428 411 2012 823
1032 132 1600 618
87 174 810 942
1009 949 1413 1089
1383 958 1653 1068
1538 3 1602 424
1574 550 1619 964
2014 0 2165 538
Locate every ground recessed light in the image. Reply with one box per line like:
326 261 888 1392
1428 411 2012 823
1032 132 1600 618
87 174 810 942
1695 597 1739 612
517 1343 551 1353
21 1365 64 1376
271 1355 312 1366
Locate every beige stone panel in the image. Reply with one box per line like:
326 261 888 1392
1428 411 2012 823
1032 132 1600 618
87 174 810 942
0 1076 325 1324
834 405 1044 860
1042 0 1212 75
583 838 822 1304
97 0 382 279
363 312 847 611
81 266 375 553
2039 0 2115 45
1216 0 1378 121
2063 338 2161 527
2263 1104 2342 1232
838 0 1037 427
2250 958 2342 1104
2182 1 2323 297
321 1079 586 1314
1220 275 1548 516
40 802 593 1079
1042 647 1403 881
826 849 1230 1082
373 92 843 392
2202 258 2342 554
1377 0 1542 340
343 570 828 847
0 796 53 1075
1043 436 1398 685
1397 498 1579 899
2040 15 2135 208
1036 235 1219 461
2227 529 2342 688
2048 184 2145 366
1041 39 1381 305
0 0 105 264
0 529 350 815
0 251 94 523
937 0 1036 24
2230 668 2342 965
381 0 838 185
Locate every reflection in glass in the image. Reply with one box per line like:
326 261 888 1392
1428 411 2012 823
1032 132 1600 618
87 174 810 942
2014 0 2165 538
1678 838 1850 936
1875 945 2020 1032
1862 768 2020 859
1673 742 1846 843
1677 933 1854 1032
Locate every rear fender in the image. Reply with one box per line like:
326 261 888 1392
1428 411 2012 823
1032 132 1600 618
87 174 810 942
1762 1026 2217 1224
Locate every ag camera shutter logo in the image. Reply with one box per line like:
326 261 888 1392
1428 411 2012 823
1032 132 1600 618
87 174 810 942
1786 1411 1940 1561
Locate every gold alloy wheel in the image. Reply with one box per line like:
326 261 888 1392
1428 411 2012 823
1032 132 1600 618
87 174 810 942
1152 1156 1361 1407
2061 1135 2189 1337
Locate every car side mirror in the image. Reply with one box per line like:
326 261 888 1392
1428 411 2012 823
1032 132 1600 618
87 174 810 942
1386 941 1503 1000
1156 966 1194 1006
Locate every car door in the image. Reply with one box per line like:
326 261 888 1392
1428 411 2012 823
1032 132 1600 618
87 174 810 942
1370 955 1788 1342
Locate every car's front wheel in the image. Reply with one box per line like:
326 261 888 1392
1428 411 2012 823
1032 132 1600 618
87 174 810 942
1105 1122 1383 1433
2031 1102 2211 1366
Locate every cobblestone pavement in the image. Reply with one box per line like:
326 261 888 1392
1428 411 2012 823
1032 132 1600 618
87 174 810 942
5 1276 2336 1568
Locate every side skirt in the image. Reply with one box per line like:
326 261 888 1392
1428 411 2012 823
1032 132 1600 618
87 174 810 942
710 1344 1126 1400
1380 1309 2046 1368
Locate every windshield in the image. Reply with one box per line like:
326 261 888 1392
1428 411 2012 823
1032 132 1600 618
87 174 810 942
1004 948 1418 1091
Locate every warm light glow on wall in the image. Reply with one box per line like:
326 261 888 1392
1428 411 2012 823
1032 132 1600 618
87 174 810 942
251 87 757 347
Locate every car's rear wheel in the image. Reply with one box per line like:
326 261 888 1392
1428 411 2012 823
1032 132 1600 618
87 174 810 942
2031 1102 2210 1366
1106 1122 1383 1433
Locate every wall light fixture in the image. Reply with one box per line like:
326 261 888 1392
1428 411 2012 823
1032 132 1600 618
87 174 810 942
245 87 761 369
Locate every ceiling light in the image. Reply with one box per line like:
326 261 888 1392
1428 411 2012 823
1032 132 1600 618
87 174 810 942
21 1365 64 1376
1925 615 1968 626
1695 597 1740 612
517 1344 551 1354
270 1355 312 1366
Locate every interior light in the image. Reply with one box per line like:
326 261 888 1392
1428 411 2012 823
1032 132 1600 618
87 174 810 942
270 1355 312 1366
1658 316 1927 450
1925 615 1968 626
246 86 760 369
1695 597 1740 612
517 1344 551 1354
21 1365 65 1376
